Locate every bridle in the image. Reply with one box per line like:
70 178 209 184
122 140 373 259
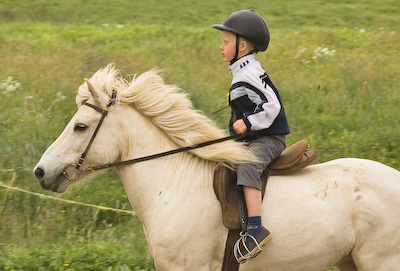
63 90 238 181
62 89 117 180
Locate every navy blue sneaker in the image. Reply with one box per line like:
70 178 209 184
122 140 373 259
234 226 272 263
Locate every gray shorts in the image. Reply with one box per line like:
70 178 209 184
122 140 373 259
237 135 286 190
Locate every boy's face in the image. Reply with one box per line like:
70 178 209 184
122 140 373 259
220 31 237 62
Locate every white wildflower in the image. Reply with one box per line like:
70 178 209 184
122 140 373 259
24 95 34 107
56 92 67 101
294 48 307 59
1 76 21 95
301 47 336 64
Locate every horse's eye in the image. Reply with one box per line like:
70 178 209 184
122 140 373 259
74 123 87 131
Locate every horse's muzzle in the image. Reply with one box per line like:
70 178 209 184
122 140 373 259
33 165 70 193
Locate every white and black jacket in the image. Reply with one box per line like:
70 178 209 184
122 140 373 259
228 54 290 139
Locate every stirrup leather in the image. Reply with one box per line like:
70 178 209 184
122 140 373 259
233 231 263 264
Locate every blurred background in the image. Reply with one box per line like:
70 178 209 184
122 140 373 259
0 0 399 270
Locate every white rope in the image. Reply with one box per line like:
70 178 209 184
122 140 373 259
0 169 135 215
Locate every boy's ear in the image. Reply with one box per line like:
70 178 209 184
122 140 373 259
239 37 255 54
239 39 246 51
239 39 250 53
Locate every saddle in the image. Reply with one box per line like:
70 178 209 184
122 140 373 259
214 140 318 270
213 139 318 230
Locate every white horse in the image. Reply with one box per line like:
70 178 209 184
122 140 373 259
34 65 400 271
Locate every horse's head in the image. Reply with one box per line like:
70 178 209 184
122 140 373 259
33 64 256 193
33 79 123 193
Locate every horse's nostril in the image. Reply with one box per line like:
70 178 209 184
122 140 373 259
34 167 45 180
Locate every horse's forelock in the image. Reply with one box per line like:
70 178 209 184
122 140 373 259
76 64 126 107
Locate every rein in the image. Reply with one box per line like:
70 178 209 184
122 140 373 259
63 90 237 181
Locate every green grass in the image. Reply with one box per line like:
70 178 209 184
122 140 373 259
0 0 399 270
1 23 398 169
0 237 153 271
1 0 399 31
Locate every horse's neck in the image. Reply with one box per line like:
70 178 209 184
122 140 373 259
117 149 226 269
115 106 227 269
119 156 218 215
115 107 222 228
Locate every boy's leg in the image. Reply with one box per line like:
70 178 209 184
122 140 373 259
243 186 262 217
243 186 265 239
237 135 286 190
237 135 286 222
234 136 285 263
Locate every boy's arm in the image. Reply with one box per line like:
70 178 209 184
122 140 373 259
243 84 281 131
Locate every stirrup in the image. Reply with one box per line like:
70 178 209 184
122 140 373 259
233 231 263 264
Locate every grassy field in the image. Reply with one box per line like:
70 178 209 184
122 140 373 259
0 0 399 270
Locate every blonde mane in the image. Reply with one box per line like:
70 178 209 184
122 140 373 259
76 64 255 166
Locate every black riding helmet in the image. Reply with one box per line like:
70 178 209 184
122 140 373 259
213 9 270 53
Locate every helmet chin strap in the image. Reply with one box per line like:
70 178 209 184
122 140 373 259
230 34 240 65
230 35 258 64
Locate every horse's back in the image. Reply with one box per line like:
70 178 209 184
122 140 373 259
242 158 400 270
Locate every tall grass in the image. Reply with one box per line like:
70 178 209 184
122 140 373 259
0 0 399 270
1 23 398 170
1 0 399 31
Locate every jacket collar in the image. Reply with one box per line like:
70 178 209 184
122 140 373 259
229 54 255 75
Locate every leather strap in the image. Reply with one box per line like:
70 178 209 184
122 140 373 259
237 189 248 233
221 229 241 271
76 104 108 169
76 90 117 170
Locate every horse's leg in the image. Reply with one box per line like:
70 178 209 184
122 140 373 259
352 247 400 271
336 257 357 271
350 184 400 270
351 222 400 270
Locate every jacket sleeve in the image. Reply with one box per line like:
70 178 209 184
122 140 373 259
244 84 281 131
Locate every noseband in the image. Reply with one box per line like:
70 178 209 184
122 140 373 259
63 89 240 181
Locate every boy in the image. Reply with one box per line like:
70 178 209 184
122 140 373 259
213 9 290 263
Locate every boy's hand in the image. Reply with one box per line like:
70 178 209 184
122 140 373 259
233 119 247 134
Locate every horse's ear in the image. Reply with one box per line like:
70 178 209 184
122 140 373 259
84 78 109 107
